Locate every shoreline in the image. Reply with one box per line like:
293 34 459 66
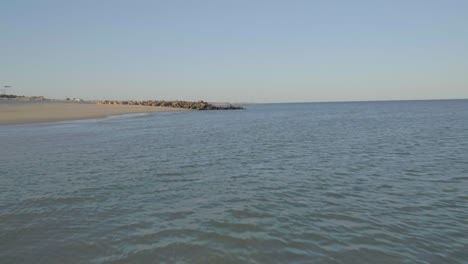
0 102 188 125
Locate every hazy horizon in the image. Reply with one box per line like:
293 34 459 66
2 0 468 103
3 94 468 104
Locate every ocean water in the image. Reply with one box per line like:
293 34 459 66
1 100 468 264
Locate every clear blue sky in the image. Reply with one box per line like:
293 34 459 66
1 0 467 102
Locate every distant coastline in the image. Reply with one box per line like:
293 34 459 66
0 95 244 125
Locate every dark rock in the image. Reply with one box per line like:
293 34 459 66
96 99 245 111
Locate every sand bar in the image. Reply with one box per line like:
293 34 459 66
0 102 186 125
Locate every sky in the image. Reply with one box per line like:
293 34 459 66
1 0 468 102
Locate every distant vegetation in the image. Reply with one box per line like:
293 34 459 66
0 94 46 100
0 94 19 99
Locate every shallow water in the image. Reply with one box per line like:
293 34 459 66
1 100 468 263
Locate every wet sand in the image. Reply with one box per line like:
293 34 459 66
0 102 186 125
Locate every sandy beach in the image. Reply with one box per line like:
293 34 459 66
0 102 186 125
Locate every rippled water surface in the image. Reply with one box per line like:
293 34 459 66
1 100 468 263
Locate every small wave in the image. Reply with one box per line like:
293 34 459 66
104 112 152 120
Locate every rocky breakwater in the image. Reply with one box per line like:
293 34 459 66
96 100 244 110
